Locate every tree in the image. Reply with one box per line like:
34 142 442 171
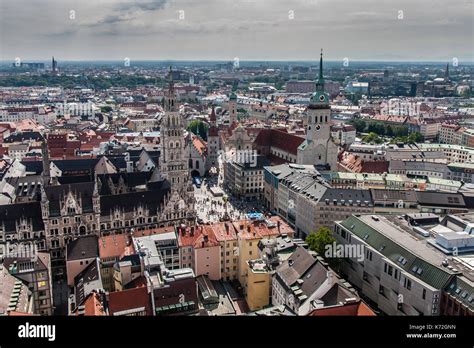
393 125 408 137
367 122 385 136
305 227 336 256
408 132 424 143
100 106 113 113
351 119 366 133
187 120 209 140
362 132 383 144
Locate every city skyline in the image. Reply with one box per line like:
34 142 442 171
0 0 473 62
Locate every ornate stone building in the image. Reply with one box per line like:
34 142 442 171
297 50 338 171
159 67 196 224
0 69 197 279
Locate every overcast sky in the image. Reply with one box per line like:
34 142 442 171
0 0 472 62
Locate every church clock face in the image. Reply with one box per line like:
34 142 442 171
316 124 321 131
319 95 325 102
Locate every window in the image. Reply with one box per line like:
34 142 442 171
404 277 412 290
422 289 426 300
388 265 393 276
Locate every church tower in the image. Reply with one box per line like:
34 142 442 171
227 92 238 125
297 49 338 171
445 63 450 81
41 138 50 185
206 105 220 172
305 50 331 143
160 67 195 222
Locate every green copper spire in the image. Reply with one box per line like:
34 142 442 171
316 48 325 91
319 48 323 80
309 49 329 107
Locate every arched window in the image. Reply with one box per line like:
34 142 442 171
320 115 323 123
196 160 199 169
189 159 193 168
325 115 328 122
170 142 174 148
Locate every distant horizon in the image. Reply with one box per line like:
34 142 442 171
2 59 473 64
1 0 472 62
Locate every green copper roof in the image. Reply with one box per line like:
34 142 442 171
340 216 453 290
309 90 329 105
445 277 474 309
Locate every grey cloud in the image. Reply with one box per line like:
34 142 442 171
0 0 472 61
115 0 170 12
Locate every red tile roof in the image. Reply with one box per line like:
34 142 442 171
178 225 220 249
99 234 134 260
308 301 376 316
108 286 152 316
192 135 207 156
340 154 389 174
132 226 175 237
73 291 107 316
254 129 304 155
210 222 238 242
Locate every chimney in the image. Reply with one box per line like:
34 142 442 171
190 226 194 236
277 220 281 232
327 271 335 286
247 225 251 233
225 223 229 234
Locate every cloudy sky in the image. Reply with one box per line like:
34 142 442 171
0 0 472 62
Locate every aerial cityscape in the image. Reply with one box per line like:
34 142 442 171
0 1 472 344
